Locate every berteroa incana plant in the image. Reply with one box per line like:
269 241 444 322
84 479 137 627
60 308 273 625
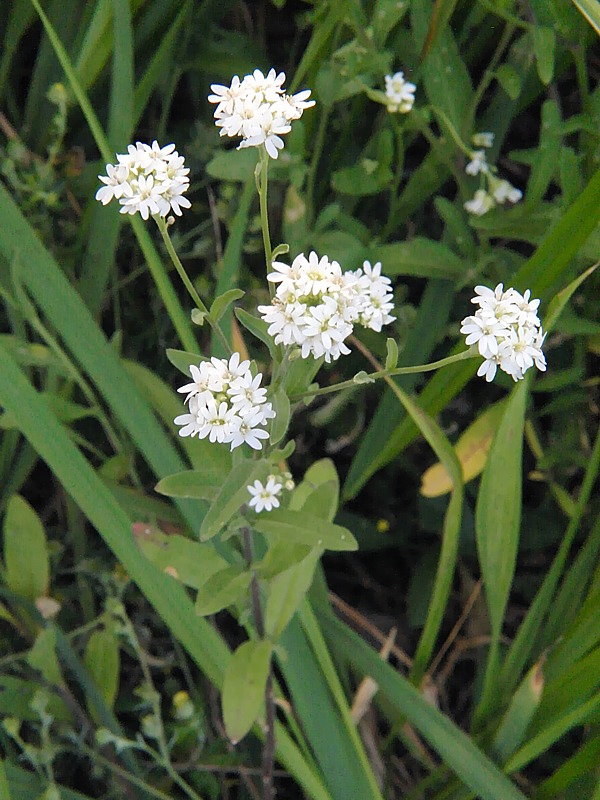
96 67 548 800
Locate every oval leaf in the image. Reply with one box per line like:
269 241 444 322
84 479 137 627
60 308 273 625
166 349 208 376
265 548 321 640
135 528 228 590
253 509 357 551
3 495 49 601
200 460 271 541
195 566 252 616
222 640 272 743
84 629 120 719
155 470 221 500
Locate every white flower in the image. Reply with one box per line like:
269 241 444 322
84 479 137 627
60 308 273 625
208 69 314 159
464 189 495 216
384 72 416 113
462 285 546 382
465 150 489 176
247 477 283 513
472 132 494 148
96 141 191 219
174 355 274 450
490 178 522 204
258 252 395 362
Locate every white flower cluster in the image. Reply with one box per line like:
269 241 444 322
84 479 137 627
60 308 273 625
257 252 395 362
208 68 315 159
463 132 522 216
96 141 190 220
460 284 546 382
384 71 416 113
174 353 275 450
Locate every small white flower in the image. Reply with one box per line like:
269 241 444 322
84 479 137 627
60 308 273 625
472 132 494 148
384 71 416 113
247 477 283 513
491 178 522 204
464 189 495 216
465 150 489 176
95 163 129 205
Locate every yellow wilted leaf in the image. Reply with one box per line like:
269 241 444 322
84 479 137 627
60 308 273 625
420 400 507 497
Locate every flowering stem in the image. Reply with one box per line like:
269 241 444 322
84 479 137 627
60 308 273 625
241 526 276 800
155 216 232 355
289 349 475 401
258 147 273 273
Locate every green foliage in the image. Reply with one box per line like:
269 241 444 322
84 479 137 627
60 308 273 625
0 0 599 798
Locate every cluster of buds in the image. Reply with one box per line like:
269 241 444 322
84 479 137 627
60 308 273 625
463 132 522 216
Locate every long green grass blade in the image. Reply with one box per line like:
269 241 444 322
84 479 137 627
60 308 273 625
322 613 528 800
78 0 135 312
29 0 197 352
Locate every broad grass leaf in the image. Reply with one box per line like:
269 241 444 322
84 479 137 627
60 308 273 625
200 461 270 541
421 400 506 497
3 495 49 601
135 529 228 590
492 659 544 763
571 0 600 35
84 629 120 720
253 509 357 551
222 640 272 743
475 381 527 639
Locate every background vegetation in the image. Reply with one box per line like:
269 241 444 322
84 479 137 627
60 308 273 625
0 1 599 799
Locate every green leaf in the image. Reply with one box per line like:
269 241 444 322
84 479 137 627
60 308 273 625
571 0 600 35
235 308 278 360
524 100 562 209
206 149 258 182
371 238 465 280
253 509 357 551
385 338 399 370
155 470 222 501
475 382 527 640
289 459 340 520
27 628 63 686
331 158 393 196
200 460 270 541
496 64 522 100
532 26 556 84
492 659 545 764
265 548 322 640
544 263 598 333
195 566 252 616
210 288 245 323
165 349 208 376
222 640 272 743
84 629 120 719
135 529 228 590
269 386 291 446
3 495 49 601
258 541 313 579
323 614 528 800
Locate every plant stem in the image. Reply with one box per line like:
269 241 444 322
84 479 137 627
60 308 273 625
242 526 276 800
290 349 475 401
155 216 232 355
258 147 273 273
